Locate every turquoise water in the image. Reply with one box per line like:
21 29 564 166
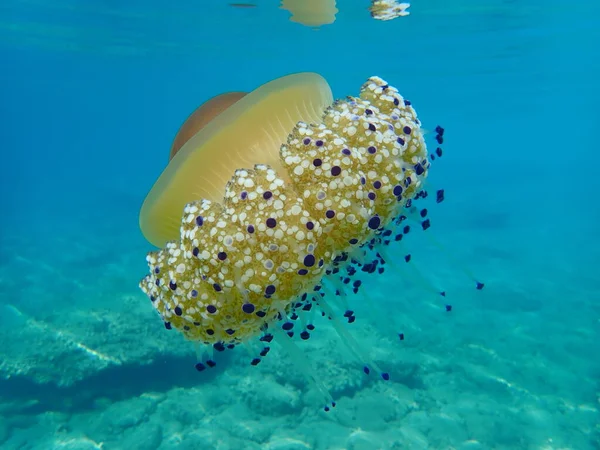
1 0 599 448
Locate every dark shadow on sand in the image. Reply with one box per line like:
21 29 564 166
0 351 235 415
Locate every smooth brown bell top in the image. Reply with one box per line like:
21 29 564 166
169 92 247 161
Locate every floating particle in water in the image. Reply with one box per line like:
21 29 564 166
229 3 257 8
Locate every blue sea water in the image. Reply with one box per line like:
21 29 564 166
1 0 599 448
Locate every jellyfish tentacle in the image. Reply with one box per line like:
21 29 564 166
316 295 389 381
271 325 335 410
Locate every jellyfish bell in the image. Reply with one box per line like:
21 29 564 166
169 92 247 161
280 0 338 27
139 72 334 248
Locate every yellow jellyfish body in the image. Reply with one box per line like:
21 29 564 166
139 74 433 409
139 72 333 248
280 0 338 27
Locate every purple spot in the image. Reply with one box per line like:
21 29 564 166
368 146 377 154
195 216 204 226
242 303 255 314
218 252 227 261
436 189 445 203
174 306 182 316
313 158 322 167
265 285 276 295
304 254 316 267
326 210 335 219
316 140 324 147
342 148 351 156
403 126 411 135
266 218 277 228
368 216 381 230
247 225 255 233
263 191 273 200
331 166 341 176
240 191 248 200
306 221 314 230
303 138 311 145
207 305 217 313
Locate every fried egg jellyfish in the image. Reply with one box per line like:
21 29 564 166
139 73 483 410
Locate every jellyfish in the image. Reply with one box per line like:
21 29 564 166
138 73 482 410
